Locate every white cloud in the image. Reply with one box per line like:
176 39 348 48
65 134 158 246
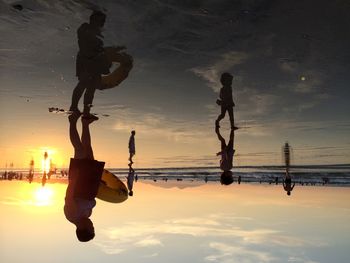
191 51 249 92
135 236 163 247
111 108 212 143
206 242 276 263
95 214 327 256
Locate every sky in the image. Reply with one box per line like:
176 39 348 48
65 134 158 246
0 0 349 168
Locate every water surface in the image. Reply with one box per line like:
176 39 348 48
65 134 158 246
1 180 349 263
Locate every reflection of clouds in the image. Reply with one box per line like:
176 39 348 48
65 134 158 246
206 242 276 263
142 252 159 258
288 256 320 263
95 214 327 259
191 51 249 92
1 197 28 206
112 109 212 143
135 236 163 247
1 196 51 207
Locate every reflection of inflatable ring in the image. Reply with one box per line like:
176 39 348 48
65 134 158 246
96 169 128 203
101 47 133 90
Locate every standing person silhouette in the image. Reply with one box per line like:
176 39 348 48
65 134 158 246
128 130 136 164
28 158 34 183
282 142 295 195
69 11 125 120
64 112 105 242
215 73 237 129
126 163 135 196
283 173 295 196
216 127 235 185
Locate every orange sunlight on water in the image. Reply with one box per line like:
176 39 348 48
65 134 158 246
0 181 67 212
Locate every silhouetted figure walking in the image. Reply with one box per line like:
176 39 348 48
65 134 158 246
127 163 135 196
216 127 235 185
215 73 237 129
64 112 105 242
128 130 136 164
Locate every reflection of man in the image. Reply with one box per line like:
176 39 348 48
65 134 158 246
28 159 34 183
283 173 295 196
216 127 235 185
283 142 291 174
282 142 294 195
127 163 135 196
64 112 105 242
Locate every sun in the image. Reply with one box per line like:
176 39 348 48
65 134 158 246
34 186 54 206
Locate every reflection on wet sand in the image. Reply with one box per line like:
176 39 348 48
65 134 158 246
1 181 350 263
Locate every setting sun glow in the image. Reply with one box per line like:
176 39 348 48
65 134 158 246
34 186 54 206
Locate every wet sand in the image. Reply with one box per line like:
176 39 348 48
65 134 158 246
1 181 350 263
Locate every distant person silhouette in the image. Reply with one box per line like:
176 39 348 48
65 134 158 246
283 142 291 174
41 174 46 186
216 127 235 185
127 163 135 196
69 11 126 120
28 159 34 183
64 112 105 242
128 130 136 164
282 142 294 195
283 172 295 195
215 73 237 129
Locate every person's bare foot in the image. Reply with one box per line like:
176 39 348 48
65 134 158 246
82 115 98 125
82 113 99 122
68 111 81 123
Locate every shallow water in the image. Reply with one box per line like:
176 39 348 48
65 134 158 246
1 180 350 263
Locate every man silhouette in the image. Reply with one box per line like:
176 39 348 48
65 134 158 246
215 73 237 129
64 112 105 242
127 163 135 196
69 11 125 119
128 130 136 164
282 142 295 195
283 172 295 196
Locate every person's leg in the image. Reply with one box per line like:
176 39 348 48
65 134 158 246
81 118 96 160
228 128 234 151
228 107 235 129
83 76 100 117
129 153 134 163
69 113 85 158
70 80 86 112
215 106 226 127
215 127 226 150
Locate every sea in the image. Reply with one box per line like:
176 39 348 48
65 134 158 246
2 164 350 186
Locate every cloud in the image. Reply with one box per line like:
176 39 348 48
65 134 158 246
135 236 163 247
111 108 213 143
191 51 249 92
95 213 327 257
248 93 279 115
205 242 276 263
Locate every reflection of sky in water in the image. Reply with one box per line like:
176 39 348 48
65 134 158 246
1 181 349 263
